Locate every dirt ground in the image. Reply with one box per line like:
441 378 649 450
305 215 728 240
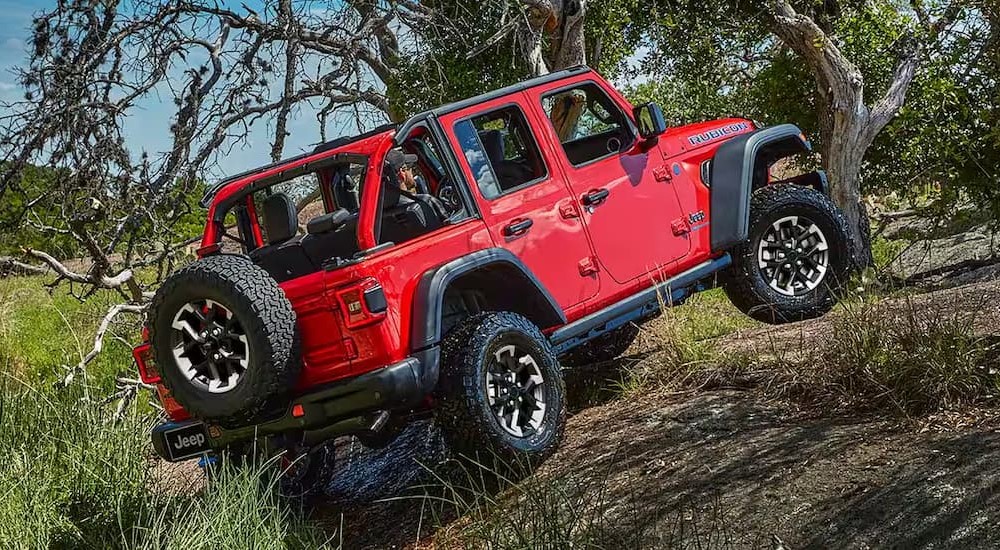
148 279 1000 548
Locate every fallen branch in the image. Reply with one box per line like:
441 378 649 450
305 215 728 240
873 208 922 221
904 256 1000 285
24 247 135 290
63 302 147 386
0 256 49 277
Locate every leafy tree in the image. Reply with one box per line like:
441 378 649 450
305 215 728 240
0 164 79 258
619 0 972 264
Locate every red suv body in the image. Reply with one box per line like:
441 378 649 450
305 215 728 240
138 66 832 464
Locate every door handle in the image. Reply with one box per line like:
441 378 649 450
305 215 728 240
503 218 534 236
582 188 610 206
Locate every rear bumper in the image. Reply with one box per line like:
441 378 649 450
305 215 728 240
151 350 434 461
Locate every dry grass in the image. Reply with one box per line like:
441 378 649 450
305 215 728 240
620 283 1000 418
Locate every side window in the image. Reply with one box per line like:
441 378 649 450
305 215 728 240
454 105 547 199
541 83 632 166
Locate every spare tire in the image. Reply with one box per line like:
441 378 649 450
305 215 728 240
148 255 299 425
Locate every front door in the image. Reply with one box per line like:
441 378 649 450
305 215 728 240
440 97 599 309
526 80 691 284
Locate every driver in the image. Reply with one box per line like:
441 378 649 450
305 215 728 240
384 148 451 221
399 161 430 195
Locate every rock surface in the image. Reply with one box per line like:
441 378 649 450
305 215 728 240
309 280 1000 549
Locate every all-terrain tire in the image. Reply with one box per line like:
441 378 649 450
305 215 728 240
434 312 566 466
148 254 299 425
559 323 640 367
722 184 855 324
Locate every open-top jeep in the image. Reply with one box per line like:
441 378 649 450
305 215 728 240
133 66 853 492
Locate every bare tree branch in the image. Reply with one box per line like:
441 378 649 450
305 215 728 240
63 303 146 386
0 257 49 277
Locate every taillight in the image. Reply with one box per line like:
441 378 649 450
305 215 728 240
132 342 161 384
335 277 387 329
156 385 190 421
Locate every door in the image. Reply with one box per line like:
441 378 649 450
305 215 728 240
527 80 691 284
440 98 600 309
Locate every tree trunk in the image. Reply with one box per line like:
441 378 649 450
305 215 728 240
823 122 872 266
520 0 587 75
813 85 875 266
768 0 932 269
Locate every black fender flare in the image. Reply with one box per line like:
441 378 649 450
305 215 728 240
409 248 565 353
709 123 812 251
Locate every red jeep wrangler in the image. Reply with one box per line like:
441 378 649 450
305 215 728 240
134 67 852 489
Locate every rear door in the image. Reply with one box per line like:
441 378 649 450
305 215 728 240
439 96 600 309
525 79 691 284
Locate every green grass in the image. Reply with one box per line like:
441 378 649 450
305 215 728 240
625 280 1000 417
0 275 138 390
0 275 334 549
613 288 759 398
657 288 760 342
802 294 1000 415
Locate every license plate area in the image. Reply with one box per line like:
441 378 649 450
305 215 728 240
162 422 211 461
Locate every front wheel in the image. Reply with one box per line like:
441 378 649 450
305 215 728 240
722 184 855 324
434 312 566 466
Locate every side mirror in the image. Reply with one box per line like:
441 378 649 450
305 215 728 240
634 102 667 140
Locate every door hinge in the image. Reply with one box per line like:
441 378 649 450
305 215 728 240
671 218 690 235
653 166 673 182
578 256 599 276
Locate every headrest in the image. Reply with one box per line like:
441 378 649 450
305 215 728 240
261 192 297 244
306 209 352 235
478 129 505 166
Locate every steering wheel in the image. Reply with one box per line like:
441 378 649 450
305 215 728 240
436 178 461 212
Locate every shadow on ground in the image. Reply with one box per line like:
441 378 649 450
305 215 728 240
310 386 1000 549
309 280 1000 548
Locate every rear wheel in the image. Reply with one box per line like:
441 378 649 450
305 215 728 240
148 255 299 425
434 312 566 466
722 184 855 324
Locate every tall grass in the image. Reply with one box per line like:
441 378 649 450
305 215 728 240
805 293 1000 415
614 289 758 398
626 281 1000 417
0 276 334 549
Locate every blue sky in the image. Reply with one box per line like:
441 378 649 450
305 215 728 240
0 0 360 177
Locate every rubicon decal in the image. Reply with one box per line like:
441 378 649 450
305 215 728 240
688 122 750 146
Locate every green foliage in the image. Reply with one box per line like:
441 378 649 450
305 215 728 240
388 1 533 119
622 1 999 219
0 277 332 549
867 8 999 212
585 0 647 78
0 163 206 261
0 164 80 258
390 0 647 119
